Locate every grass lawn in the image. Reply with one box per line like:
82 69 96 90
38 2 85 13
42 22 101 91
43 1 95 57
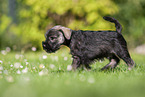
0 48 145 97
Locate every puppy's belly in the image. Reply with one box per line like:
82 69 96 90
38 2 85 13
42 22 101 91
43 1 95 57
72 48 111 61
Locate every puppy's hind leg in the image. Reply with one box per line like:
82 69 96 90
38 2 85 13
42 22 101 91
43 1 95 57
114 43 135 70
101 55 120 71
116 50 134 70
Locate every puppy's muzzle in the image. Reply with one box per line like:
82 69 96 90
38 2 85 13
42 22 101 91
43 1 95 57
42 41 53 53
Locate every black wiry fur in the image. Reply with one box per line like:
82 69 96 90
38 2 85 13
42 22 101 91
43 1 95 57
42 16 134 71
103 16 122 33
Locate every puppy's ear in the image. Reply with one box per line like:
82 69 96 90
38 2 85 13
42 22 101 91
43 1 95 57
52 25 72 40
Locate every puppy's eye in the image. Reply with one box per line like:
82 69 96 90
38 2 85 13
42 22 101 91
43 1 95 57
49 37 57 41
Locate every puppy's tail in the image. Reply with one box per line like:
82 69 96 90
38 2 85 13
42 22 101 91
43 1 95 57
103 16 122 33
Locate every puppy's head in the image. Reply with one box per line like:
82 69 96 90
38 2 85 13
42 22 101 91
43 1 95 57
42 25 72 53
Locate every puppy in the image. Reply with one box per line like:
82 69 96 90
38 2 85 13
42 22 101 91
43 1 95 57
42 16 135 71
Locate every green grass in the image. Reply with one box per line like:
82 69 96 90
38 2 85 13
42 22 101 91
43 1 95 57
0 48 145 97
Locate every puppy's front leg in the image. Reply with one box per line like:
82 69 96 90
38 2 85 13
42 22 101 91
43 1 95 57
72 56 80 71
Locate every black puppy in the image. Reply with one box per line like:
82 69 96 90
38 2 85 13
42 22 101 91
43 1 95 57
42 16 134 71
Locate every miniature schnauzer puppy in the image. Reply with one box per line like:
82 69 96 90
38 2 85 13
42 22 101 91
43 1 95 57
42 16 135 71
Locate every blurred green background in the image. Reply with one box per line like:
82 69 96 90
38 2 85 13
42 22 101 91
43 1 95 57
0 0 145 51
0 1 145 97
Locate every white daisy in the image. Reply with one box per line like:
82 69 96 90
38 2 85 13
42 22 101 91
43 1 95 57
64 57 68 61
10 64 13 67
39 69 48 76
23 77 30 81
6 76 14 82
39 64 45 69
20 65 23 68
22 67 28 73
24 59 27 62
1 50 7 55
6 47 11 52
39 71 44 76
14 62 20 69
88 77 95 84
17 70 21 74
26 62 29 65
32 47 37 51
42 55 47 59
54 56 58 61
32 67 36 69
0 60 3 64
0 66 3 70
50 64 55 69
67 65 72 71
4 70 8 75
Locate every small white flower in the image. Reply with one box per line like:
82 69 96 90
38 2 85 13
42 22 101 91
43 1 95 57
99 60 103 63
32 47 37 51
20 54 24 59
39 69 48 76
0 66 3 70
88 77 95 84
6 76 14 82
14 62 20 69
17 70 21 74
10 64 13 67
0 71 2 74
59 67 61 70
6 47 11 52
79 75 86 82
15 54 20 59
32 67 36 69
50 64 55 69
23 77 30 81
39 64 45 69
54 56 58 61
22 67 28 73
20 65 23 68
4 70 8 75
42 55 47 59
26 62 29 65
67 65 72 71
1 50 7 55
24 59 27 62
0 60 3 64
39 71 44 76
64 57 68 61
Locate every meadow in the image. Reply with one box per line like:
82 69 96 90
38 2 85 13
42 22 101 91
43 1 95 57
0 47 145 97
